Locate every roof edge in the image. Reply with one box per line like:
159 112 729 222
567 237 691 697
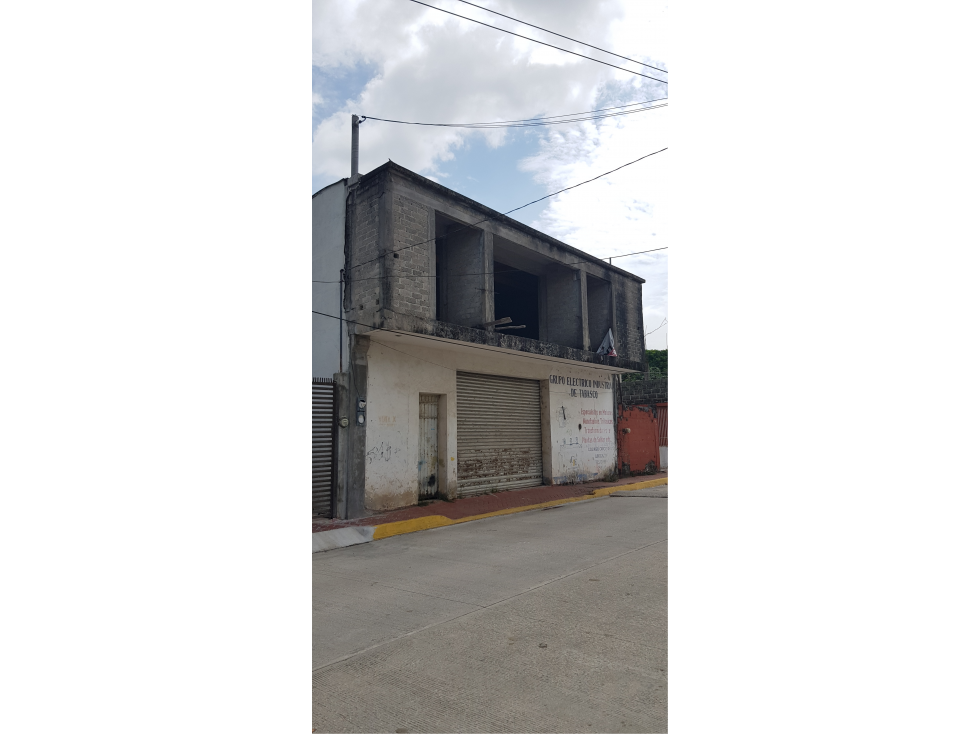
312 177 347 200
354 161 648 284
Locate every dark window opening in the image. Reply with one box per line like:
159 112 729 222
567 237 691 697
494 262 539 340
587 275 611 351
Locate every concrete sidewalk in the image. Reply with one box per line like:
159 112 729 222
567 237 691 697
312 472 667 553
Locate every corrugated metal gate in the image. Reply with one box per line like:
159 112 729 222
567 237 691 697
456 372 542 497
312 378 337 517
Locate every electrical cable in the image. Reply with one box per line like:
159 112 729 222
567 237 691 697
645 319 667 337
347 148 667 274
364 97 665 126
313 247 668 285
362 100 667 128
452 0 668 74
404 0 667 84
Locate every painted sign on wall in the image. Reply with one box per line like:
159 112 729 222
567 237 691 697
548 373 616 483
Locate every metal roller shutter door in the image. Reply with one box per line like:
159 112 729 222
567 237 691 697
312 379 337 517
456 372 543 496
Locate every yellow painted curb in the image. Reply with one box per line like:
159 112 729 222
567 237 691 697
370 476 667 541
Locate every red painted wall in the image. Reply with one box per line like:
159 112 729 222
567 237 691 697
617 403 667 474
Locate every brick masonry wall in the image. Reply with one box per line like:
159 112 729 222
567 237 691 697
443 228 485 327
391 192 432 319
374 165 649 364
618 376 668 406
347 176 383 319
613 275 645 363
393 172 486 230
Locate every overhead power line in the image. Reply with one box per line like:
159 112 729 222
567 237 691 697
313 247 669 285
363 99 667 129
602 247 670 260
347 148 668 273
452 0 668 74
404 0 667 85
645 319 668 337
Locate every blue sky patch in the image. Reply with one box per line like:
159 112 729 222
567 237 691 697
430 128 550 229
313 62 379 137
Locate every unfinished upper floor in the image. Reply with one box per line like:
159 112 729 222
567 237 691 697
323 161 648 373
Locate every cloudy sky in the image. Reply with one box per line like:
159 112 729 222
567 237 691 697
313 0 668 349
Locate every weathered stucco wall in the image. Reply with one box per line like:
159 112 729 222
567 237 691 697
362 341 458 512
543 371 616 484
361 336 618 512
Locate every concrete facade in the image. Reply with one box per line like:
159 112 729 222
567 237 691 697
358 334 618 512
315 161 648 519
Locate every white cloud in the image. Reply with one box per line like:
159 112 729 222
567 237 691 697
313 0 638 180
520 90 669 349
313 0 668 349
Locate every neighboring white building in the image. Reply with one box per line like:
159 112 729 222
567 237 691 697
313 160 647 519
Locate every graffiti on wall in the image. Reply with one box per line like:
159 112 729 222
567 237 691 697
366 441 401 465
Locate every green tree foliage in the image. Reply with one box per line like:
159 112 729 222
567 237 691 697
622 349 667 381
646 349 667 377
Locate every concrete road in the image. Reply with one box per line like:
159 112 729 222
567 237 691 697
312 491 667 733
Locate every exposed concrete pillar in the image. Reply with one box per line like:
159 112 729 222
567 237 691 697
540 379 554 484
537 277 549 342
342 334 370 519
482 231 494 328
378 177 394 320
426 206 437 320
609 276 620 348
580 271 590 351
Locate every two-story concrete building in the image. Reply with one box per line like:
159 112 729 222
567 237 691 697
313 153 647 520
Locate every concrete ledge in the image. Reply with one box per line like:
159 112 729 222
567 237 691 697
312 526 375 553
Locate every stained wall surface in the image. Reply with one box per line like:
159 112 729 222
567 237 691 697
361 335 618 511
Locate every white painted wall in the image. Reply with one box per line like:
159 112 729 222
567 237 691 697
312 179 347 378
362 334 617 511
543 372 617 484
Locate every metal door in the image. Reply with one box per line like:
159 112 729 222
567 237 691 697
456 372 542 497
312 379 337 517
418 394 439 498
